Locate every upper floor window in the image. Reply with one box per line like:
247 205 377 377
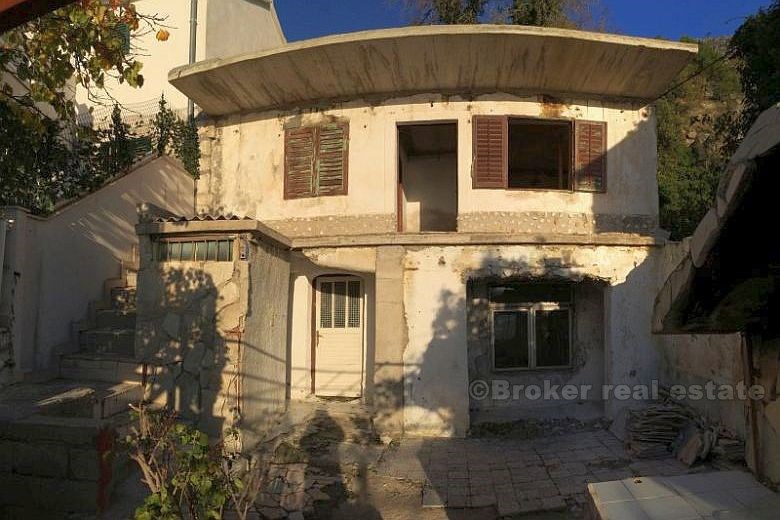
472 116 607 193
284 122 349 199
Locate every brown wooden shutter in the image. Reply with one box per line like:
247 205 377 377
574 120 607 192
316 122 348 196
284 127 316 199
472 115 507 189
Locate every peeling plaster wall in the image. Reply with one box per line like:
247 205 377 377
658 333 745 438
135 233 290 442
401 244 661 437
751 338 780 486
656 240 747 438
241 238 291 448
467 281 605 423
197 93 658 236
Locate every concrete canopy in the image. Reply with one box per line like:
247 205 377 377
168 25 698 116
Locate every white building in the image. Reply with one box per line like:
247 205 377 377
74 0 286 123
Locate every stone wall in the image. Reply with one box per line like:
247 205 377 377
135 231 290 445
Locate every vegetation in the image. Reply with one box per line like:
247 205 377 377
127 406 263 520
403 0 608 29
731 1 780 136
0 0 199 215
656 38 742 239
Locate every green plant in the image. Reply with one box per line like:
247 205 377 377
151 95 201 179
127 406 262 520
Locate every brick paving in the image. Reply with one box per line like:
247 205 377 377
375 429 693 517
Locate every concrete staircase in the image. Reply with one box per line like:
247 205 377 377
0 260 147 518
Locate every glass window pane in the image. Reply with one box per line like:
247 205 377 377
348 281 361 328
218 240 231 262
195 241 206 261
333 281 347 328
489 283 572 304
157 241 167 261
170 242 182 261
180 242 194 261
207 241 218 261
320 282 333 328
493 311 529 369
536 309 570 367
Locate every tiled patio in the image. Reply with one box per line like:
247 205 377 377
375 429 699 517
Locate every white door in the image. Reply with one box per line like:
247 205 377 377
315 277 364 397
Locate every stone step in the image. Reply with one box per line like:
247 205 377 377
110 287 136 312
4 379 143 420
80 329 135 357
95 308 136 330
60 353 145 384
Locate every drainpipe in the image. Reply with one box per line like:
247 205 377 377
187 0 199 122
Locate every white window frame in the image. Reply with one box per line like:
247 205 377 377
490 301 573 371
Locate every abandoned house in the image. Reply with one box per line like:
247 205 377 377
157 24 698 440
19 14 780 517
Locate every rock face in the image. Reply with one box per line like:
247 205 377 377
134 231 291 445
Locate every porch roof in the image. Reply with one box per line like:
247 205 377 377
168 25 698 116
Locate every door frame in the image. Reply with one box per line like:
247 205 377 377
310 274 366 396
396 120 459 233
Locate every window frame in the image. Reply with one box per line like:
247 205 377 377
153 235 236 263
490 300 573 372
472 115 607 193
505 117 574 192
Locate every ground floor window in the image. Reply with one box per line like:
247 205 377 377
490 284 572 370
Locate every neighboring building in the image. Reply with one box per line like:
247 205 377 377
654 103 780 486
74 0 286 124
147 25 699 439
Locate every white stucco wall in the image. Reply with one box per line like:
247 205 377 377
401 244 663 437
0 157 194 379
198 94 659 234
74 0 285 120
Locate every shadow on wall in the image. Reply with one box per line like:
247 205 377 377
136 267 231 437
371 246 656 515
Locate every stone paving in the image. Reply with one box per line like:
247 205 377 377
375 429 696 517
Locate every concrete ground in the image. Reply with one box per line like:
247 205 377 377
372 429 695 518
100 406 752 519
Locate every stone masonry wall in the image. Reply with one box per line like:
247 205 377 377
135 234 250 440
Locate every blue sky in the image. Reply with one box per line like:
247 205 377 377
275 0 773 42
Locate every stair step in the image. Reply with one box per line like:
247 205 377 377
79 329 135 357
60 353 145 384
95 309 136 330
110 287 136 312
0 380 141 420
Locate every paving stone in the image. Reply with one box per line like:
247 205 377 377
422 486 445 508
470 494 495 507
519 498 544 513
541 496 567 511
497 494 521 517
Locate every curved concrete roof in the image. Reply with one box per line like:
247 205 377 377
169 25 698 116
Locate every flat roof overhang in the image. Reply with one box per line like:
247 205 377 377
169 25 698 117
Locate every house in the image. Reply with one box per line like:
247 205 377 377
73 0 286 125
654 103 780 486
130 24 700 442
